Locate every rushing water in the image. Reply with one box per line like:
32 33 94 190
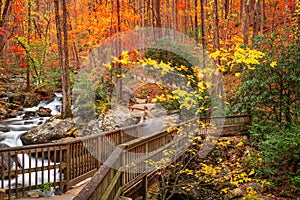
0 93 62 189
0 93 62 147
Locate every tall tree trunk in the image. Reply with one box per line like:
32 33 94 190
166 0 170 29
54 0 72 118
260 0 264 34
0 0 11 58
155 0 162 27
251 0 259 48
195 0 199 42
224 0 230 19
224 0 232 47
26 0 32 91
200 0 206 68
116 0 122 101
242 0 249 46
213 0 220 52
240 0 243 22
171 0 175 30
62 0 72 118
183 0 188 33
175 0 179 31
282 0 288 46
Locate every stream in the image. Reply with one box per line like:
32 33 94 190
0 93 62 147
0 93 62 189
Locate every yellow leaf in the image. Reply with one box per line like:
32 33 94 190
237 141 243 146
248 66 256 70
210 50 221 59
270 61 277 68
249 169 255 176
235 72 242 77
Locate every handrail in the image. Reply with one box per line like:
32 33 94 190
74 147 124 200
74 115 251 200
0 115 250 199
0 122 146 199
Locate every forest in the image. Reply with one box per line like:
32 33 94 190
0 0 300 199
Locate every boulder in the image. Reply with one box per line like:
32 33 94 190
36 106 52 117
21 118 75 145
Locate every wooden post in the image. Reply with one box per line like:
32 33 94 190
63 143 71 191
142 175 147 200
0 188 5 200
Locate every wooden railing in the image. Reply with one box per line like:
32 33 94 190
74 115 251 200
0 122 147 199
0 115 250 199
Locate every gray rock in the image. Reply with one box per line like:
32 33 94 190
21 118 75 145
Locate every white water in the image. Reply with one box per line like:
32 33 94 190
0 93 62 189
23 92 62 115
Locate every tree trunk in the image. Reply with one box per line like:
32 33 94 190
155 0 162 27
54 0 72 119
115 0 122 102
213 0 220 52
194 0 199 42
200 0 206 68
242 0 249 46
260 0 264 34
251 0 259 48
224 0 230 19
171 0 175 30
26 0 32 91
62 0 72 118
0 0 11 57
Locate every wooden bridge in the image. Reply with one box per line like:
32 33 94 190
0 115 250 199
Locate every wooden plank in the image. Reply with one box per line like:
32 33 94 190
73 146 124 200
0 188 5 200
101 170 122 200
66 169 97 189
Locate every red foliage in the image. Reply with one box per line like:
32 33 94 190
10 46 25 54
177 1 186 10
20 62 28 67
